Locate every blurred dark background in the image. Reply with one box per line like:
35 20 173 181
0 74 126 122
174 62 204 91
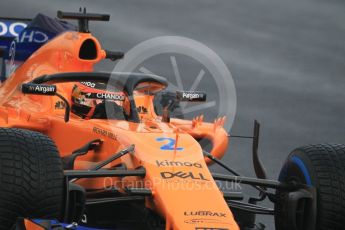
1 0 345 228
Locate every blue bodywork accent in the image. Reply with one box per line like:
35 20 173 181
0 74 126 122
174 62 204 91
156 137 184 151
291 156 312 186
33 219 105 230
278 156 312 186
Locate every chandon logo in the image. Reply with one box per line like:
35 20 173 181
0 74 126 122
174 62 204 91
96 93 125 100
160 171 209 181
85 92 125 101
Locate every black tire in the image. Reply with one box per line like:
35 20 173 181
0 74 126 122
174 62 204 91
0 128 64 229
275 144 345 230
143 208 165 230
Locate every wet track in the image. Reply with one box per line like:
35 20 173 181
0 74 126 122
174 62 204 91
2 0 345 228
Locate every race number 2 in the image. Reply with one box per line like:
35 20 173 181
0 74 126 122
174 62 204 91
156 137 184 151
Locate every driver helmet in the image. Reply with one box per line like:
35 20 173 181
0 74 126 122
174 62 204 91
71 82 127 119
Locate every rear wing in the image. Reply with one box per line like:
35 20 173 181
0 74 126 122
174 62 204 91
0 17 31 81
0 14 76 82
0 17 31 51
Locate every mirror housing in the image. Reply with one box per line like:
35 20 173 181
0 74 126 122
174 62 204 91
21 83 57 95
21 83 70 122
176 91 207 102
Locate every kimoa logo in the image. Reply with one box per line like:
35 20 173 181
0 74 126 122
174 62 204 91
184 211 227 218
156 160 202 168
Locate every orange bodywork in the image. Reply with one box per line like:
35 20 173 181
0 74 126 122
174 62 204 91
0 31 239 230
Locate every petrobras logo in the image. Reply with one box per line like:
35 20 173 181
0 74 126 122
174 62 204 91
184 211 227 218
0 20 28 37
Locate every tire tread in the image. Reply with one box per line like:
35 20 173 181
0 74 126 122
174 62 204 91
0 128 64 229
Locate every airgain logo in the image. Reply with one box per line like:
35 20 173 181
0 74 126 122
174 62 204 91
21 83 56 95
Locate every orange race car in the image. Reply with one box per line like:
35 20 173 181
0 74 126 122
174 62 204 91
0 9 344 230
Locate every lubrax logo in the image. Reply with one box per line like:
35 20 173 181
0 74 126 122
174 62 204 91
156 160 202 168
160 171 209 181
184 211 227 218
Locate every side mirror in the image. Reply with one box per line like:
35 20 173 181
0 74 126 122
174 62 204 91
176 91 207 102
105 50 124 61
21 83 71 122
160 91 207 123
21 83 57 95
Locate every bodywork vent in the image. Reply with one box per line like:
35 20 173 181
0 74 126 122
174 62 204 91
79 39 97 60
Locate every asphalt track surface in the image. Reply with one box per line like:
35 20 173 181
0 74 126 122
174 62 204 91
1 0 345 228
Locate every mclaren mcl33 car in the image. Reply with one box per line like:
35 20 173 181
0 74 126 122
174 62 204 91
0 9 344 230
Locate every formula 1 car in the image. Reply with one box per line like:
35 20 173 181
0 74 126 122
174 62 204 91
0 9 344 230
